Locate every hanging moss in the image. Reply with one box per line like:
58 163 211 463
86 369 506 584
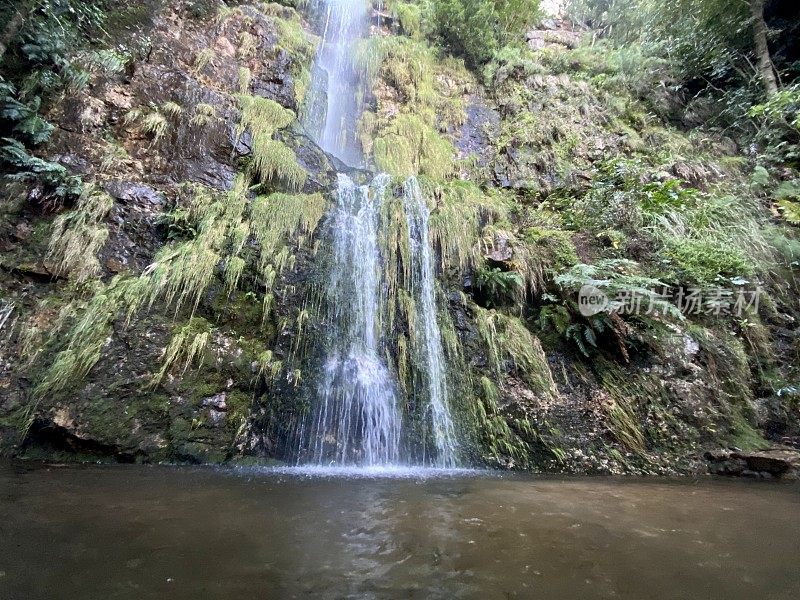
249 192 327 256
473 305 559 400
151 317 213 386
250 137 307 190
356 35 473 176
46 187 113 282
236 94 306 189
425 179 510 272
374 114 455 180
393 3 423 39
34 172 323 404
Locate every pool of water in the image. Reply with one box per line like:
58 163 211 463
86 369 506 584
1 462 798 599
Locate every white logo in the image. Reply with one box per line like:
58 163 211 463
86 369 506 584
578 285 608 317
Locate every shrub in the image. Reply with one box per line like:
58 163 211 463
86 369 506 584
432 0 541 69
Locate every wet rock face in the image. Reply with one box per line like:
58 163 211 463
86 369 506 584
456 95 500 171
19 316 260 464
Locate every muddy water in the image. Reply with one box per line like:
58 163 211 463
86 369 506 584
1 463 798 599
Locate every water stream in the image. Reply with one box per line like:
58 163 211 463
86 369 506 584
403 177 459 467
303 0 367 164
296 174 401 465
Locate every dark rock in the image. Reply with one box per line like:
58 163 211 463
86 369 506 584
105 180 165 206
456 95 500 167
738 449 800 476
705 446 800 479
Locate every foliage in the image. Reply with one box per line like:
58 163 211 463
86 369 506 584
35 172 325 399
555 259 683 319
356 35 473 175
0 137 82 202
0 78 53 145
393 2 423 39
432 0 542 68
191 103 217 128
151 317 213 386
475 267 523 308
473 304 559 398
663 237 753 286
424 178 510 271
374 113 455 179
193 47 216 74
522 227 579 274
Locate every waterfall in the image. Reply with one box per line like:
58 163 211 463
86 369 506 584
302 0 366 163
297 174 401 465
294 0 459 468
403 178 458 467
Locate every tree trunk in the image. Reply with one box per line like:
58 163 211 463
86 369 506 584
750 0 778 97
0 1 34 63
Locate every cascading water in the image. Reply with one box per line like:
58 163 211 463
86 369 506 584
296 174 401 465
302 0 367 163
403 178 459 467
295 0 459 468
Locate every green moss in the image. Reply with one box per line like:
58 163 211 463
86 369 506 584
523 227 579 273
425 179 510 272
225 390 254 434
356 35 472 172
46 188 113 282
663 238 753 286
393 3 423 39
473 305 559 400
236 94 306 189
267 3 317 104
193 47 216 74
151 317 213 386
374 114 455 179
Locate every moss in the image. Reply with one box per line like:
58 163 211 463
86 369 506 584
473 305 559 400
46 188 113 282
225 390 254 434
374 114 455 179
523 227 579 273
162 101 183 118
250 137 307 190
193 47 216 74
190 103 217 127
141 110 169 141
238 31 258 60
238 66 252 94
357 35 473 174
151 317 213 386
425 179 510 272
236 94 306 189
393 3 423 39
663 238 753 286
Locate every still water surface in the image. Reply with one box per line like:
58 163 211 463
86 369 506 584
1 463 798 599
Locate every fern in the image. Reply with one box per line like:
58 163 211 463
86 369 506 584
476 267 524 307
0 138 82 202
